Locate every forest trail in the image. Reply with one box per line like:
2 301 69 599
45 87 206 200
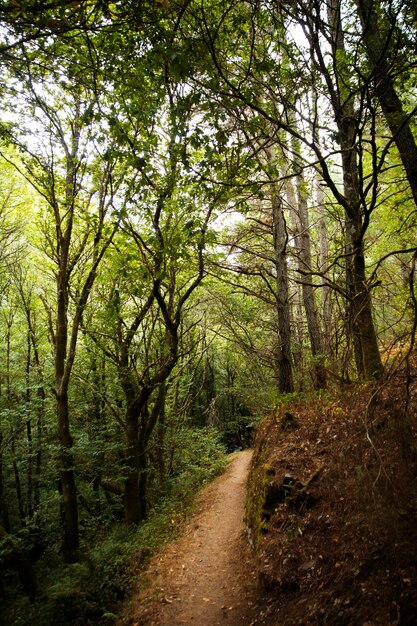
119 449 259 626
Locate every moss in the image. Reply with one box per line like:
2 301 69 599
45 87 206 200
245 454 276 550
263 463 275 476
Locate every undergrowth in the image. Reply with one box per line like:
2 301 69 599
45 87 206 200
1 428 228 626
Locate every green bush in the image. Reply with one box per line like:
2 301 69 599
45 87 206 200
1 427 228 626
168 427 228 504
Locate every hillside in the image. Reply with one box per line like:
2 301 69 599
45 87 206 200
246 364 417 625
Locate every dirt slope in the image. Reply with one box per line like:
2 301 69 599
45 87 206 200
248 377 417 625
119 449 259 626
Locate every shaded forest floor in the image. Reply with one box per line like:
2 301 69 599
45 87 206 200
249 361 417 625
119 360 417 625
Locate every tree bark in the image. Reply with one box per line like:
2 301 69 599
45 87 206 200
122 383 169 524
26 329 33 519
156 383 167 489
355 0 417 208
271 191 294 393
124 399 143 525
291 142 327 389
29 313 44 514
326 0 383 380
316 180 332 339
6 314 25 524
56 389 79 562
19 288 45 515
55 257 79 562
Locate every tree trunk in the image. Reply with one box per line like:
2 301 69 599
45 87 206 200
316 180 332 339
22 298 44 515
293 153 327 389
34 390 43 513
137 441 148 522
124 400 142 525
6 315 25 524
31 327 44 515
355 0 417 208
351 220 384 378
345 212 366 377
271 191 294 393
156 383 166 489
123 392 161 525
57 391 79 562
292 281 304 377
138 385 167 519
26 329 33 519
11 437 24 525
341 124 383 380
327 0 383 380
56 270 79 562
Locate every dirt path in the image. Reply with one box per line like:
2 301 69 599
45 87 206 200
119 449 259 626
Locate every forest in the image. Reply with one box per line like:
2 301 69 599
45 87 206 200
0 0 416 624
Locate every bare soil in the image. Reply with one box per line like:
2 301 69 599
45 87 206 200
118 449 259 626
250 367 417 625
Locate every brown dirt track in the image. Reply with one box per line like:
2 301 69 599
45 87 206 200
119 449 259 626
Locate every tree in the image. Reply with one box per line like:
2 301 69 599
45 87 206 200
1 53 122 560
269 165 294 393
82 80 222 522
287 130 327 389
355 0 417 207
0 174 24 533
180 0 385 379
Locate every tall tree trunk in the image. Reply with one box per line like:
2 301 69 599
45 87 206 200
34 387 43 513
327 0 383 380
120 357 155 525
284 160 326 389
137 436 148 522
57 391 78 562
123 387 164 524
138 385 168 520
19 292 44 515
56 270 79 562
124 398 142 525
156 382 166 489
87 356 106 507
349 214 383 378
316 180 332 339
292 281 304 377
345 212 366 377
355 0 417 207
292 147 327 389
271 191 294 393
11 437 24 526
6 314 24 525
26 329 33 519
29 313 44 514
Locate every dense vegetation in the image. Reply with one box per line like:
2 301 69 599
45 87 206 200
0 0 416 623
